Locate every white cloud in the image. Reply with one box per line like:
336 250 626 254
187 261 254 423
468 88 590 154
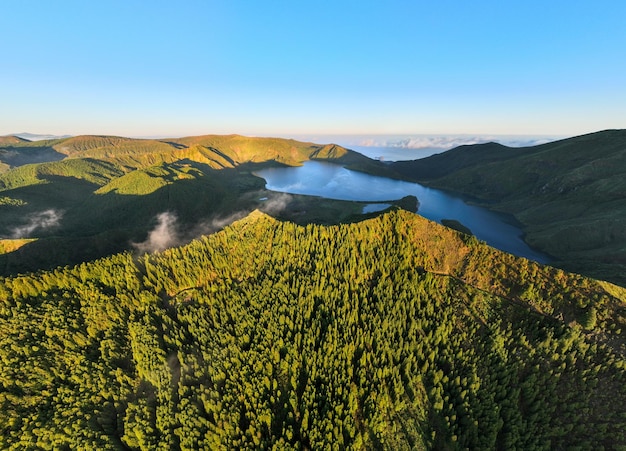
198 211 249 234
132 212 180 254
355 135 561 150
10 209 63 238
259 193 291 216
133 202 286 254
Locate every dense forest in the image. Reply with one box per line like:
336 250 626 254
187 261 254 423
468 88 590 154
1 209 625 449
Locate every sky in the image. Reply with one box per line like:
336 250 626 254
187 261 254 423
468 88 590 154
2 1 625 141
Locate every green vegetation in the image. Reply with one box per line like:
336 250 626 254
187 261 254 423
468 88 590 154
0 210 624 449
0 238 36 254
2 131 625 448
391 129 626 286
0 134 373 171
0 134 394 275
0 196 27 207
0 136 65 172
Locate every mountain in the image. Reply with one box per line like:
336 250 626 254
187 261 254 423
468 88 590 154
391 129 626 286
0 209 624 449
0 134 391 275
0 133 380 171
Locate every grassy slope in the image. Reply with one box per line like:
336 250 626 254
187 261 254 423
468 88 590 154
391 129 626 286
44 134 375 169
0 133 368 168
0 238 36 254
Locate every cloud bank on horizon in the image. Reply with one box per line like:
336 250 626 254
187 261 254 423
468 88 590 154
347 135 562 150
309 134 567 161
10 131 562 150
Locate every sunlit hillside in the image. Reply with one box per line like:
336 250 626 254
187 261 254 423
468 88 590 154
0 209 624 449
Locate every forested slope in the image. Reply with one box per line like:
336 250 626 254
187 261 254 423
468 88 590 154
1 210 624 449
391 129 626 286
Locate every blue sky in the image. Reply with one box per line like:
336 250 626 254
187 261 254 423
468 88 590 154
2 1 625 139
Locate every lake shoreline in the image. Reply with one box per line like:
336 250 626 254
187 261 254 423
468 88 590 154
254 161 552 264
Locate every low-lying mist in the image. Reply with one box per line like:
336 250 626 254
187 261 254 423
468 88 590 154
10 209 63 239
132 193 292 254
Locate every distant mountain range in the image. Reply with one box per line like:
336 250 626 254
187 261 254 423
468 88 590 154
5 132 563 149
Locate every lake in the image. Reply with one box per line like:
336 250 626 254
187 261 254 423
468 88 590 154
254 161 551 263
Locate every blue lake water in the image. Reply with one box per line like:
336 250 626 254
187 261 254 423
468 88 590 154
254 161 550 263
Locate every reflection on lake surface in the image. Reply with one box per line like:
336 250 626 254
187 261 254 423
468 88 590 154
254 161 550 263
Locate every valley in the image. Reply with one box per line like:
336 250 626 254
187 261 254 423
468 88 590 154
254 160 550 262
5 1 624 448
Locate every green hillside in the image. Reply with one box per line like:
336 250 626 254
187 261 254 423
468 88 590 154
0 133 375 171
391 129 626 286
0 210 624 449
3 129 624 283
0 134 376 171
0 135 392 275
1 130 624 449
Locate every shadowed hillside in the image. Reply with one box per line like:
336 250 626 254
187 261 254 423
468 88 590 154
0 136 65 172
391 129 626 286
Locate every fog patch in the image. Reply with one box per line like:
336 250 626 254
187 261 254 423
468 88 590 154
10 209 63 238
135 210 253 255
260 193 291 216
134 195 294 254
133 212 180 254
195 211 249 236
194 193 292 234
